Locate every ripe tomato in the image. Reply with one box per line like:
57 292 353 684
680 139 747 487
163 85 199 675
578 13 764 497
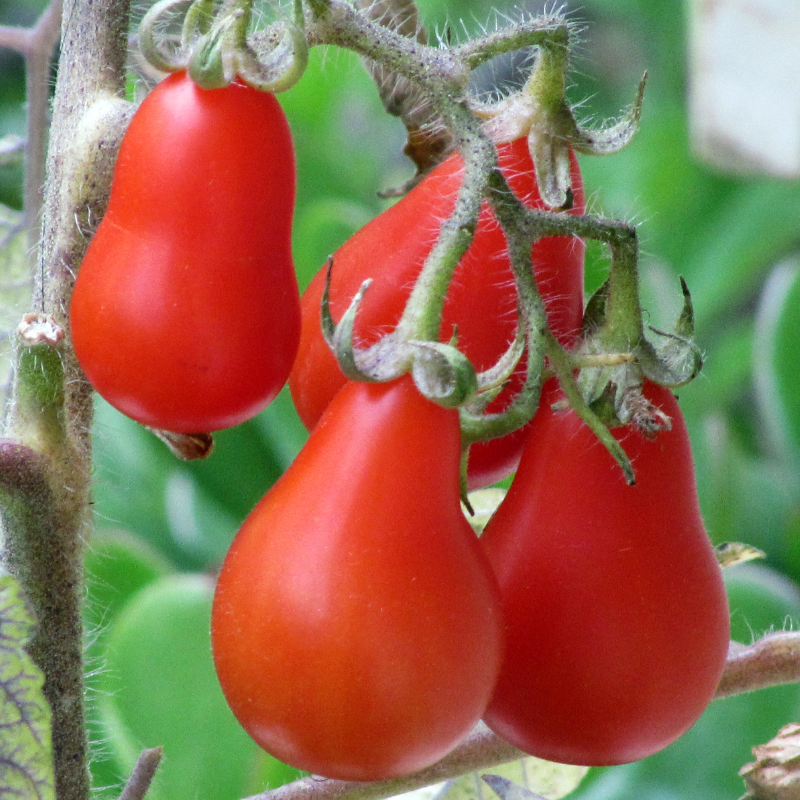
480 382 730 766
70 71 300 433
212 376 504 781
288 138 585 489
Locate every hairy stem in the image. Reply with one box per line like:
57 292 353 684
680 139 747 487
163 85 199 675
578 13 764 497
118 748 164 800
716 633 800 699
0 1 63 259
24 1 63 257
0 2 133 799
245 725 523 800
242 632 800 800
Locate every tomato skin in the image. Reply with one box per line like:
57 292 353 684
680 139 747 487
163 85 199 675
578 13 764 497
70 71 300 432
211 376 504 781
480 382 730 766
289 139 585 489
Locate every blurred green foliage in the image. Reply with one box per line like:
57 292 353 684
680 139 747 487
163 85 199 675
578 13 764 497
2 0 800 798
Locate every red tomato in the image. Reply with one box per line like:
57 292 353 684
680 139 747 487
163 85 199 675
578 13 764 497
70 71 300 432
288 138 585 489
212 376 504 781
480 382 730 766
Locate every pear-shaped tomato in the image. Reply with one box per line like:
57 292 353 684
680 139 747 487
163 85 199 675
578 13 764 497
289 138 585 489
480 382 730 766
70 71 300 433
211 376 504 781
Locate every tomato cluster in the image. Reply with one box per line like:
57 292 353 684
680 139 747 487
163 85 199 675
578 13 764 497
73 69 730 784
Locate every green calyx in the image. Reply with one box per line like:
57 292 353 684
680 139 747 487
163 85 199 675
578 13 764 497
139 0 308 93
473 36 646 210
320 262 479 409
576 265 703 435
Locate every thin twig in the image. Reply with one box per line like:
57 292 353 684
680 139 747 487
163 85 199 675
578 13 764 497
0 25 32 53
244 632 800 800
23 0 64 257
243 726 523 800
118 748 164 800
715 633 800 699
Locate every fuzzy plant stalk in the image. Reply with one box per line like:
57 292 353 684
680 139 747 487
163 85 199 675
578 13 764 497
0 1 133 799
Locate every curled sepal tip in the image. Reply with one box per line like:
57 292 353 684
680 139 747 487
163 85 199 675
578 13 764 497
570 72 647 157
237 21 309 94
640 277 703 388
321 262 413 384
139 0 196 74
187 10 239 89
409 341 478 409
466 323 526 415
323 275 379 383
547 334 636 485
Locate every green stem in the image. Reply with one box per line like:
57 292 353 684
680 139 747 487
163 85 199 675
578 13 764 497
527 35 569 112
0 2 133 799
600 235 646 351
455 16 568 69
221 0 255 47
306 0 470 92
460 169 549 445
394 131 494 342
545 331 635 484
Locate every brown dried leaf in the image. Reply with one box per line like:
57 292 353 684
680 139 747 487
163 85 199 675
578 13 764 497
355 0 452 180
740 723 800 799
148 429 215 461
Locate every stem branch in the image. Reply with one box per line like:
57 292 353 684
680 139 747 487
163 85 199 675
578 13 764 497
0 2 133 799
245 632 800 800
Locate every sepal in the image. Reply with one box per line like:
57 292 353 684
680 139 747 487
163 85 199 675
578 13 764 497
320 261 478 408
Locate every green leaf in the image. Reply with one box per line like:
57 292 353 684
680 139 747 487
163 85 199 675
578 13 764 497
690 412 800 572
91 398 185 566
184 387 307 525
92 392 305 571
84 529 171 649
0 570 54 800
686 184 800 330
97 574 291 800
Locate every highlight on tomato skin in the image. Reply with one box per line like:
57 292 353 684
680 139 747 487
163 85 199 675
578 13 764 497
70 71 300 433
288 137 585 490
480 381 731 767
211 375 505 782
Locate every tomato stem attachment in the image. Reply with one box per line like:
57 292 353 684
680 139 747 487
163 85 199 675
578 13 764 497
321 260 480 407
138 0 197 73
139 0 308 92
473 40 646 210
545 331 636 485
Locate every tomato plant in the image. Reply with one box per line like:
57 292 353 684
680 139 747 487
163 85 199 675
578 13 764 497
211 376 504 782
480 381 731 766
288 137 585 489
70 71 300 433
